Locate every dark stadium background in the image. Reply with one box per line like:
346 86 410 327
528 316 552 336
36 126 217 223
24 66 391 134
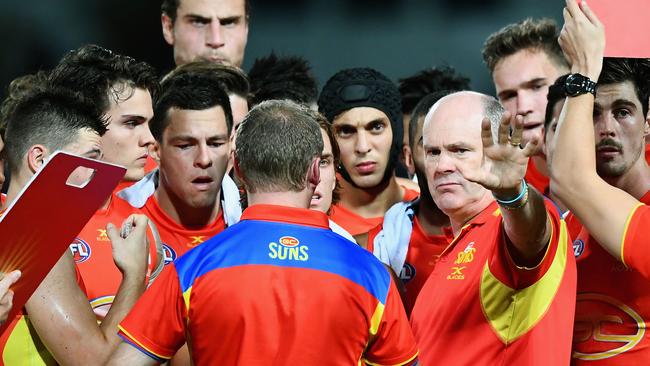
0 0 563 100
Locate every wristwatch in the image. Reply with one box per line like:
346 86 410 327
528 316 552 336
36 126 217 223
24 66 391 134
564 73 597 97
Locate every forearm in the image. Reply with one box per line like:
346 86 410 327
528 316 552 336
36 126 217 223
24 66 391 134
99 272 146 349
551 93 599 202
500 186 551 265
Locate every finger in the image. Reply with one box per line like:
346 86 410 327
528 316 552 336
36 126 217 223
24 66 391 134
0 290 13 306
565 0 580 18
129 215 149 236
510 115 524 146
0 271 20 295
497 112 511 145
106 222 121 244
521 136 541 157
480 117 495 149
580 0 602 26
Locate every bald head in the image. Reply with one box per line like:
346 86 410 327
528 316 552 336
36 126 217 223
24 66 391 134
424 91 504 143
421 91 503 218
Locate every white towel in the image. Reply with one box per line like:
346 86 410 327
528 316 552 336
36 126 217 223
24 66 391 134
372 200 416 274
117 169 242 226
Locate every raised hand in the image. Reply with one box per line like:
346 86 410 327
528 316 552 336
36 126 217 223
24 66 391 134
107 214 150 280
559 0 606 80
459 112 538 197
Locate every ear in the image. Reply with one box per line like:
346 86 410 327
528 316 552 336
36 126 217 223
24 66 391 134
644 115 650 140
150 142 162 164
233 154 244 184
161 13 175 46
402 145 415 176
26 145 48 174
308 157 320 188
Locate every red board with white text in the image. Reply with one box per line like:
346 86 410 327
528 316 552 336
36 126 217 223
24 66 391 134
0 151 125 334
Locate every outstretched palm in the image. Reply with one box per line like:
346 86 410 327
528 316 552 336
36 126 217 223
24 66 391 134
461 112 538 194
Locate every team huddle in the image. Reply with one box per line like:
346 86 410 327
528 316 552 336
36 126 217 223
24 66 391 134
0 0 649 365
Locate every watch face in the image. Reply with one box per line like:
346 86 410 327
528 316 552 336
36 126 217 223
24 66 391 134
565 74 585 95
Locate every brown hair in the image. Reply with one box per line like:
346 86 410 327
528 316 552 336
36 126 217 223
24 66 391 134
482 18 569 73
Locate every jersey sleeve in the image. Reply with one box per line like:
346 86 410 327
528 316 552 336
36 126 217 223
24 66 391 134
363 279 419 366
490 199 569 290
118 264 187 362
621 204 650 279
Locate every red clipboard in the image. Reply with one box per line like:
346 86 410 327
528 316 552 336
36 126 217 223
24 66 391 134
589 0 650 58
0 151 125 334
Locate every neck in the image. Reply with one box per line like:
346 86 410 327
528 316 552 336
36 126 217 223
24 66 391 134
338 176 403 218
603 159 650 200
445 192 494 235
415 180 450 236
247 189 312 209
155 185 221 228
3 169 31 209
531 154 549 177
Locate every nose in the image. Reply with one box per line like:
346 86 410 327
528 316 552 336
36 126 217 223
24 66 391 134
515 91 534 117
206 21 224 48
596 113 617 138
139 124 155 147
195 143 212 169
435 151 456 175
354 130 371 155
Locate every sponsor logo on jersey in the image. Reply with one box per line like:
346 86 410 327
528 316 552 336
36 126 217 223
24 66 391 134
188 236 207 248
447 266 466 280
573 293 645 360
162 244 177 265
268 236 309 261
573 239 585 258
399 262 416 283
455 242 476 264
96 229 110 242
70 238 92 263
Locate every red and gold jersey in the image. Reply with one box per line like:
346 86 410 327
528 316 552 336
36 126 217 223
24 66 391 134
119 205 418 365
411 201 576 365
140 195 225 264
72 193 158 319
572 191 650 365
367 216 451 316
525 158 550 195
330 186 419 236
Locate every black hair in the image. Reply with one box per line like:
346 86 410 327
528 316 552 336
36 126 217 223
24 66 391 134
398 66 470 115
248 52 318 107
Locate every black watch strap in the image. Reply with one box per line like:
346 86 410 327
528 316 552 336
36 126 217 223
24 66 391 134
564 73 597 97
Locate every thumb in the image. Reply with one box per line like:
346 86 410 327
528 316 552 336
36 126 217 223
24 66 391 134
106 223 121 244
0 270 21 294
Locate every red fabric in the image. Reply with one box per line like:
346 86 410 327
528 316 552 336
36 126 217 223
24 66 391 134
330 186 419 236
141 196 225 262
572 191 650 364
119 205 418 365
73 193 158 320
411 201 576 365
525 159 550 195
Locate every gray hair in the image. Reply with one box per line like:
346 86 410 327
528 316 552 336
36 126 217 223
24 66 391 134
483 95 506 144
236 99 323 193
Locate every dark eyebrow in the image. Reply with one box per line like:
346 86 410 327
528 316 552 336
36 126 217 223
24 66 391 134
122 115 148 122
207 134 229 141
219 16 241 23
611 99 638 111
320 153 333 159
185 14 211 22
523 77 547 87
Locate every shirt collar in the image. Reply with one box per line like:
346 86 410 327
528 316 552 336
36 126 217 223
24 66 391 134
241 204 330 229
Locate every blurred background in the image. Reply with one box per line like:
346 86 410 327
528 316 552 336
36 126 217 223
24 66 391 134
0 0 564 100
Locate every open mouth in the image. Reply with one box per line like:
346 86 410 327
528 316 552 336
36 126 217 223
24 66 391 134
192 177 214 190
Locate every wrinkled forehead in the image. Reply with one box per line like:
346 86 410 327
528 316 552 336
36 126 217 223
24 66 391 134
423 93 485 145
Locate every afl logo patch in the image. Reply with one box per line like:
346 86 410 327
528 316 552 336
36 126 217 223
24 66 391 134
573 239 585 258
162 244 177 265
399 263 416 283
70 238 92 263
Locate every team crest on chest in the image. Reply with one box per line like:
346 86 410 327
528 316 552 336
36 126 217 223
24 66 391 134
268 236 309 261
70 238 92 263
